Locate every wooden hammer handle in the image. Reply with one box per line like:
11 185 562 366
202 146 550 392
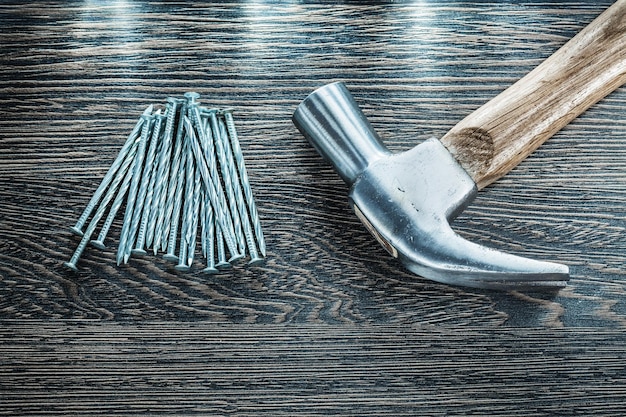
440 0 626 190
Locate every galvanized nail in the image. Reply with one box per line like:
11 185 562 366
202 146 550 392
131 111 166 256
221 108 266 257
191 106 240 260
116 113 153 265
70 105 153 236
68 98 265 273
174 128 197 272
184 115 240 260
215 225 231 269
162 138 187 264
186 157 202 267
159 100 188 254
184 91 200 107
65 139 141 271
202 200 219 274
206 110 245 254
89 153 138 251
216 115 263 265
147 98 183 252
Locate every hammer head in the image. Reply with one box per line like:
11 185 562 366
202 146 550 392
293 82 569 289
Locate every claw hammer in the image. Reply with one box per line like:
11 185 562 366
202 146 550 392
293 1 626 289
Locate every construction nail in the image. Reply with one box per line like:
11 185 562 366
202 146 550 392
162 131 188 263
186 216 199 267
89 152 138 250
146 98 182 252
186 159 202 267
146 97 185 255
207 110 245 254
221 109 266 257
175 131 197 272
184 115 240 259
131 111 166 256
202 114 210 136
202 201 219 274
199 189 208 259
67 97 265 274
174 247 190 271
184 91 200 107
66 139 140 271
159 99 188 254
162 172 185 264
191 107 240 259
215 226 231 269
117 113 153 265
70 105 153 237
216 115 263 265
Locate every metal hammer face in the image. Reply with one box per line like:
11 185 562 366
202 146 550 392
293 82 569 289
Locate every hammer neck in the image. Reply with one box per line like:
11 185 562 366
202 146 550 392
293 82 390 185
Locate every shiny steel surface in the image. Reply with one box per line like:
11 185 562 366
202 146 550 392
293 82 569 289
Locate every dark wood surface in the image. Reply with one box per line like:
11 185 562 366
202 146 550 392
1 1 625 415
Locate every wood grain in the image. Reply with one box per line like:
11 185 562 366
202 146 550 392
441 0 626 189
1 322 626 416
1 0 624 326
0 1 625 414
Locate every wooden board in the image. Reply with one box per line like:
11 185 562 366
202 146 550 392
0 1 625 415
2 323 626 416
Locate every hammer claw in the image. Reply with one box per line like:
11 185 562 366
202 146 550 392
399 227 569 290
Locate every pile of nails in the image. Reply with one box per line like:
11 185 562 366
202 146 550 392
64 92 266 273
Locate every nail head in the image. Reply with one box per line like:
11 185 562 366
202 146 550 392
90 240 106 250
163 254 179 263
216 261 232 269
69 226 84 237
63 261 78 272
248 256 265 266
